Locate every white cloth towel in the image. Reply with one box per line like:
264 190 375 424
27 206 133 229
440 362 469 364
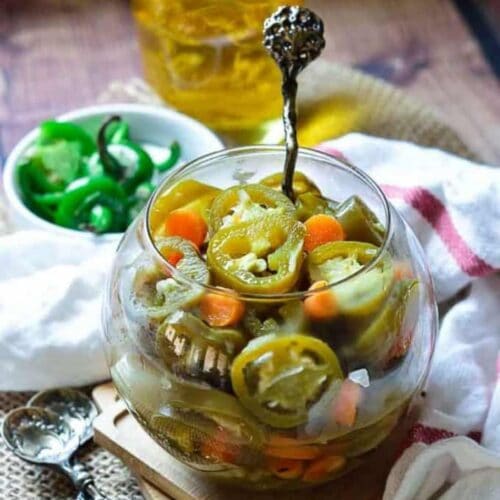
1 133 500 498
319 134 500 500
0 231 114 389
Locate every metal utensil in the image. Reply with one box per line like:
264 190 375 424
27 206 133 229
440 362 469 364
2 406 106 499
263 6 325 200
29 388 98 445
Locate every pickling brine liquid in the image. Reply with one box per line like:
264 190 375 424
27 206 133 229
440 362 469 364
131 0 302 132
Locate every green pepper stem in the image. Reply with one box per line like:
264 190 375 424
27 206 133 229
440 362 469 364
97 115 124 179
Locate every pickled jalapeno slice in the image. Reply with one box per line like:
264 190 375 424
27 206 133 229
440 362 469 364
207 215 305 295
156 236 209 285
149 179 220 236
334 195 385 245
156 311 246 390
133 236 209 319
243 301 306 338
349 279 419 367
295 192 336 221
307 241 394 316
208 184 295 235
150 407 217 458
231 333 343 428
259 171 321 198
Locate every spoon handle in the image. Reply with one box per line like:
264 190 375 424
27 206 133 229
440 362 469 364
59 459 107 499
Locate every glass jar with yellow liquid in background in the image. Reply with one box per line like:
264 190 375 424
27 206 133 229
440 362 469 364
132 0 303 137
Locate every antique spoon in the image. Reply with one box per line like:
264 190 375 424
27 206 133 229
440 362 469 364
263 5 325 200
2 406 106 499
28 388 98 445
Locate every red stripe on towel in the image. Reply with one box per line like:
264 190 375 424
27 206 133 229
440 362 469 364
398 423 481 456
381 184 495 277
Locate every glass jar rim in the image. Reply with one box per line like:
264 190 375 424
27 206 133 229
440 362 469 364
144 145 393 301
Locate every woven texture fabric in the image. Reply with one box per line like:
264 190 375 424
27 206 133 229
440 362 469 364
0 391 144 499
0 68 478 499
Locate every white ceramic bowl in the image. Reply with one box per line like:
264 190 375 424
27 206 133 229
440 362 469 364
2 103 224 240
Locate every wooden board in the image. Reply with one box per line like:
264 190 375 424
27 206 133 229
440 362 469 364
1 0 500 165
92 382 411 500
92 384 170 500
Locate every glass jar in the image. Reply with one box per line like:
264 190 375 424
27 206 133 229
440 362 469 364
131 0 302 133
102 146 437 490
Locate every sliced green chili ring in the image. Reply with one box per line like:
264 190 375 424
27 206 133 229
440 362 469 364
150 407 214 458
348 279 419 367
156 141 181 172
97 116 155 193
54 175 127 231
82 152 105 177
31 141 82 189
88 204 114 233
307 241 394 316
207 214 305 295
243 301 306 338
157 381 266 447
208 184 295 235
33 192 64 205
149 179 221 235
334 195 386 245
106 120 130 144
133 237 209 319
18 158 65 194
295 192 337 221
37 120 96 156
231 333 343 428
156 311 245 390
243 308 280 338
155 236 209 285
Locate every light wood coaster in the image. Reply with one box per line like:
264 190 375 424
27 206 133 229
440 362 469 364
92 382 404 500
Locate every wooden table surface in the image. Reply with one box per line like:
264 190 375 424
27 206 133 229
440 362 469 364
1 0 499 165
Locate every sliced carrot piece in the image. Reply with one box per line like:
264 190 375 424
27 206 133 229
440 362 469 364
394 261 414 281
304 213 344 252
166 250 183 267
333 379 362 427
161 249 184 278
200 291 245 327
302 455 346 482
265 444 323 460
267 457 305 479
164 209 207 248
304 280 338 321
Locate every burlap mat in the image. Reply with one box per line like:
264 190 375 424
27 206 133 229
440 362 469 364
0 65 479 499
